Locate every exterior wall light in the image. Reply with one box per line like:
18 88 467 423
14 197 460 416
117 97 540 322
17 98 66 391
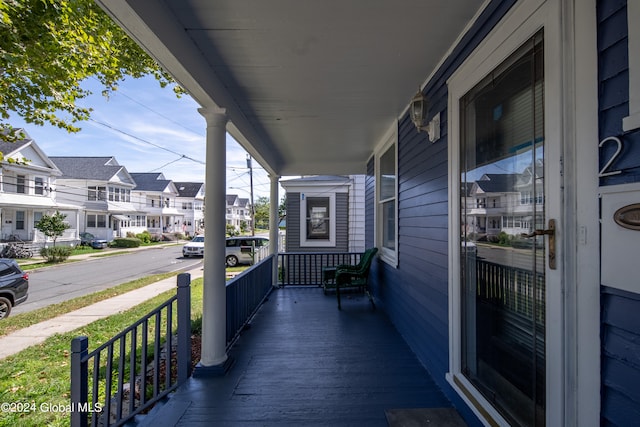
410 89 440 143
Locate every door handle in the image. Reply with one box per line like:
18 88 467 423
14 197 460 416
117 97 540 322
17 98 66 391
521 219 556 270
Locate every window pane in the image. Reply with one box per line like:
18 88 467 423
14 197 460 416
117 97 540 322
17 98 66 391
306 197 330 240
35 177 44 195
16 211 25 230
380 146 396 200
34 211 43 227
460 33 545 427
382 200 395 250
16 175 25 194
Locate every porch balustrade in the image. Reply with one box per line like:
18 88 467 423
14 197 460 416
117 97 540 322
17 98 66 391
277 252 363 286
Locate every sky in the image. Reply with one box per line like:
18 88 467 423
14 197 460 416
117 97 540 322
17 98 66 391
7 75 276 200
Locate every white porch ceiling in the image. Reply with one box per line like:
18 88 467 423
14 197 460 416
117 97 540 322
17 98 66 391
96 0 484 176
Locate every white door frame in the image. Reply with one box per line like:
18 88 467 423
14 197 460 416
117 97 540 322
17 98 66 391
444 0 600 425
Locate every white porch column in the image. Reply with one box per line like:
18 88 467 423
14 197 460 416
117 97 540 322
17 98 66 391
268 174 280 287
198 107 228 369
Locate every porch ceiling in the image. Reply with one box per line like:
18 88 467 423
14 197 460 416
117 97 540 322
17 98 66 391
96 0 483 176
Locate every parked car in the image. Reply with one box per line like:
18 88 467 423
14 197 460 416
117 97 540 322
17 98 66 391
182 235 205 257
182 236 270 266
225 237 269 267
79 232 108 249
0 258 29 319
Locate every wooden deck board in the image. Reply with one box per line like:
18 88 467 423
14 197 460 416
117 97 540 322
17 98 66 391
141 287 451 426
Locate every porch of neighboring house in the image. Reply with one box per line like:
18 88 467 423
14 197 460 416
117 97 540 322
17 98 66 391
137 266 457 426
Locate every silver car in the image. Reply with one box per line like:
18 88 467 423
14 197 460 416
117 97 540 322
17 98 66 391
225 237 269 267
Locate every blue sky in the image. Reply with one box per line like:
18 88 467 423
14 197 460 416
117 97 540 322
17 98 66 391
8 75 274 199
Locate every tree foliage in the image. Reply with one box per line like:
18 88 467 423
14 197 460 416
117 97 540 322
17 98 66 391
0 0 181 141
253 196 270 230
253 195 287 230
35 211 70 245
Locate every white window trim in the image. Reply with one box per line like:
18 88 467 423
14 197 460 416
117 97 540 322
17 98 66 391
446 1 572 426
623 1 640 131
300 191 336 248
374 122 398 267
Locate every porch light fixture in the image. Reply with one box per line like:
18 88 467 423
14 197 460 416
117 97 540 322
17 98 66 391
410 89 440 143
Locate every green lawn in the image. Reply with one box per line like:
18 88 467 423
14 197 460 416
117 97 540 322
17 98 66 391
0 278 204 427
0 273 177 337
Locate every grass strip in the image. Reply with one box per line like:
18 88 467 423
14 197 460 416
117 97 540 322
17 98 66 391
0 273 178 337
0 278 203 427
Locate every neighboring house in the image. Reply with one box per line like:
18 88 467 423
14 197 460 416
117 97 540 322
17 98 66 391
130 173 183 235
0 133 81 246
225 194 251 232
281 175 365 253
50 156 139 242
174 182 205 236
92 1 640 426
466 171 544 238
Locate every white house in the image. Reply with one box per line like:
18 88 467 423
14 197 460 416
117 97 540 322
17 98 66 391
0 133 81 245
225 194 251 232
174 182 205 237
130 172 183 235
50 156 140 242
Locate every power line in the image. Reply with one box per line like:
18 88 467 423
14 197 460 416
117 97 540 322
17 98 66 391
88 118 205 165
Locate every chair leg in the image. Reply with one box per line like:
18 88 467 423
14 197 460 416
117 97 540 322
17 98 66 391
366 289 376 310
336 284 342 310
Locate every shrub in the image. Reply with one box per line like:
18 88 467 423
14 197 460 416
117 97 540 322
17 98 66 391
110 237 141 248
40 246 73 263
136 230 152 244
487 234 500 243
497 231 512 245
226 224 239 237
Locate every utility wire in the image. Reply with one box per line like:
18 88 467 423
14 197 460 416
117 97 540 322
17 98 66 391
88 118 205 165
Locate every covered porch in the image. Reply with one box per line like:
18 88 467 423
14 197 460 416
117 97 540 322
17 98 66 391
139 284 456 427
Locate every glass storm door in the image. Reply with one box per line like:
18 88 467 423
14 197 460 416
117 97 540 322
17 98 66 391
460 32 546 427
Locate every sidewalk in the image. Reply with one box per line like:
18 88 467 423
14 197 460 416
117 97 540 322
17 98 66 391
18 240 184 267
0 266 203 360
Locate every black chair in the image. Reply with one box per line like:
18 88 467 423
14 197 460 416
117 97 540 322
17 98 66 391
334 247 378 310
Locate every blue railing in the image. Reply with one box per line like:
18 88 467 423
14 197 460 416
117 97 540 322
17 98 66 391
277 252 362 286
226 255 275 348
70 274 192 427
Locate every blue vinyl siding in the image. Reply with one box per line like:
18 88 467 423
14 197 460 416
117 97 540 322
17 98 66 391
365 3 517 425
598 0 640 185
601 286 640 426
598 1 640 424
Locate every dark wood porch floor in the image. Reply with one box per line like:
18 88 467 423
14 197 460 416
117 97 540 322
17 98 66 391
141 287 452 426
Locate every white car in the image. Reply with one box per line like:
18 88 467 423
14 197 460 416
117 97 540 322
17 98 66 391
182 235 204 257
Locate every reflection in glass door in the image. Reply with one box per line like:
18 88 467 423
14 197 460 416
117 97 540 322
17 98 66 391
460 32 545 426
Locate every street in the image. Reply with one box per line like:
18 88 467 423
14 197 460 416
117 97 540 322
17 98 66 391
12 245 201 315
476 242 545 272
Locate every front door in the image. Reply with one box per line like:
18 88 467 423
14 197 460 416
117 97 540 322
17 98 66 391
459 31 550 426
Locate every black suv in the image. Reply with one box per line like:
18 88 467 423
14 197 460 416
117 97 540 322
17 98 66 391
0 258 29 319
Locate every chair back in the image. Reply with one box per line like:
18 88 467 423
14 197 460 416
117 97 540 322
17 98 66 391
355 247 378 276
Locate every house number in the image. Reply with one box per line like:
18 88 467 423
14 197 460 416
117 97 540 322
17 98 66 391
599 136 623 178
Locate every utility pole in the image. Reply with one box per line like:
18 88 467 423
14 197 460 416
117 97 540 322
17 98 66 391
246 154 255 236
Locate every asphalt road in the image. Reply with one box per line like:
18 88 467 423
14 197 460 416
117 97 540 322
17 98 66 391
12 245 202 315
